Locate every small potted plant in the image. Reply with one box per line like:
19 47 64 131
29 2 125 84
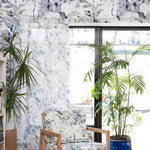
84 42 149 150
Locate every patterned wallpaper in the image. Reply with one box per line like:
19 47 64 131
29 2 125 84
1 0 150 149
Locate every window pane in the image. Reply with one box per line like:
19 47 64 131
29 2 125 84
69 46 94 103
70 29 95 45
69 29 95 125
103 30 150 150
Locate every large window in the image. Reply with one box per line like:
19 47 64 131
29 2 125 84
69 26 150 148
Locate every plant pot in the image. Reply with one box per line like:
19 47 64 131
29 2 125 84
6 129 17 150
110 135 132 150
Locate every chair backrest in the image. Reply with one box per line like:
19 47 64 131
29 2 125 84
42 107 86 128
41 107 90 145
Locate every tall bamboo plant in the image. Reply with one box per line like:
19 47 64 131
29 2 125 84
84 42 149 137
0 32 43 120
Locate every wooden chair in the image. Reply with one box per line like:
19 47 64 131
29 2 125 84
39 108 110 150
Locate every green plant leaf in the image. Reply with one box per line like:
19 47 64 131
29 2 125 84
2 83 27 120
12 46 43 89
130 74 145 94
1 32 22 63
1 33 44 121
84 67 95 82
132 44 150 56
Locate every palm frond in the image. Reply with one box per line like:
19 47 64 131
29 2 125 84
112 59 129 70
132 44 150 56
130 74 145 94
1 32 22 63
84 67 95 82
13 46 43 89
2 83 26 120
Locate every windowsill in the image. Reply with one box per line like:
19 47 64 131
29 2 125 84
70 102 94 105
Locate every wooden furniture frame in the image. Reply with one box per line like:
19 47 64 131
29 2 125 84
39 129 61 150
39 113 110 150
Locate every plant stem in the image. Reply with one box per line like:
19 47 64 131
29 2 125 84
9 53 12 83
114 65 121 136
122 64 130 136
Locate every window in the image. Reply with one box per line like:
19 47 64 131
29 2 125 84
69 26 150 147
69 28 95 126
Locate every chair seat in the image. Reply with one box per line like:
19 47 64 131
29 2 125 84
45 141 107 150
62 142 107 150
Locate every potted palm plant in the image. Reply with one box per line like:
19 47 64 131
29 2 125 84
84 42 149 150
0 32 43 148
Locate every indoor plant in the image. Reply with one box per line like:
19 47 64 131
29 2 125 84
0 32 43 124
84 42 149 150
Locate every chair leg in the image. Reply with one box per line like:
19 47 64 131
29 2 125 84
57 135 61 150
39 130 43 150
106 131 110 150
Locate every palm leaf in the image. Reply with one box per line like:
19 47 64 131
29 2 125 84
84 67 95 82
130 74 145 94
13 47 42 89
112 59 129 70
132 44 150 56
2 83 26 120
110 76 126 94
1 32 22 63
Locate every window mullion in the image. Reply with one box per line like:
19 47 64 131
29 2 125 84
94 27 103 142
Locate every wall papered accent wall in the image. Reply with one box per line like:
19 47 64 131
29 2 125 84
1 0 150 149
